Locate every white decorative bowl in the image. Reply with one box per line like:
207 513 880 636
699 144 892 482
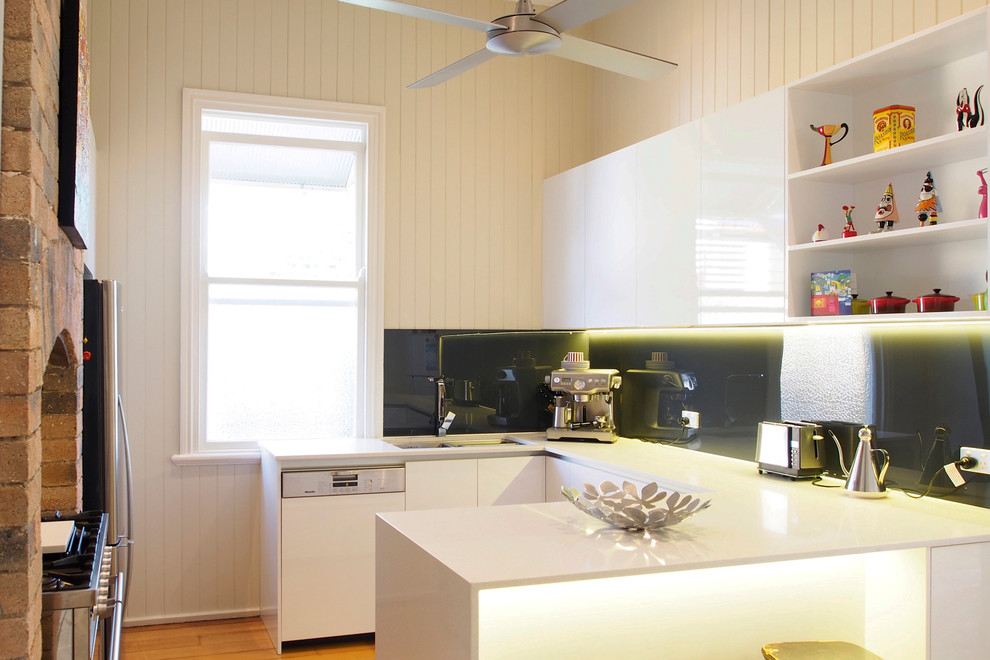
562 480 711 532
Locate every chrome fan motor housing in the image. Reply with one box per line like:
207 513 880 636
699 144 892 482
486 14 562 56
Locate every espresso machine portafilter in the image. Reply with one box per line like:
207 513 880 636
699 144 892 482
545 352 621 443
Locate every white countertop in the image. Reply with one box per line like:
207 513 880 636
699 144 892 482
259 432 546 466
264 432 990 588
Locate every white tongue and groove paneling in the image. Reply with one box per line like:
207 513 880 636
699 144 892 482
90 0 592 626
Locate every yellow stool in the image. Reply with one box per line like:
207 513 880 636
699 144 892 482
761 641 884 659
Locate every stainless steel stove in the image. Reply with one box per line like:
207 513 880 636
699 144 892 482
41 511 119 660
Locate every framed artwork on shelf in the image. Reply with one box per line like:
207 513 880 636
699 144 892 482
57 0 92 250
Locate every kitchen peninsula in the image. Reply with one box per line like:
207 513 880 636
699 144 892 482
373 437 990 660
261 433 990 659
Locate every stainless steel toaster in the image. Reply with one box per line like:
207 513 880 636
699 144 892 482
756 421 826 479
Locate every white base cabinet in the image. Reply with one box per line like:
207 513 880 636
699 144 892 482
404 459 478 510
478 456 546 506
405 456 546 511
546 455 652 500
930 542 990 659
280 491 405 643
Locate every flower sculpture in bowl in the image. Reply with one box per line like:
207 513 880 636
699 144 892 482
561 480 711 533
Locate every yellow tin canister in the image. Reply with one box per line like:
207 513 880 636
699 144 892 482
873 105 915 151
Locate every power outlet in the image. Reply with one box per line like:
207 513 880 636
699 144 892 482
681 411 701 429
959 447 990 475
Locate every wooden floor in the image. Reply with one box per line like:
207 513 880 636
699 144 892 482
121 617 375 659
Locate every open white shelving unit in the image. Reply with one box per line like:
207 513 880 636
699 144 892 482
785 7 990 321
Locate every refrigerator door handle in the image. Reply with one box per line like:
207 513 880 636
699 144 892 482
116 394 135 613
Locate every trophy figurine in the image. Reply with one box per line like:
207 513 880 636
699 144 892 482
810 123 849 166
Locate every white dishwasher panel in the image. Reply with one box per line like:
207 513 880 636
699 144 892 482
281 491 405 641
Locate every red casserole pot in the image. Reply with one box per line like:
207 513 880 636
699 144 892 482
869 291 911 314
913 288 960 312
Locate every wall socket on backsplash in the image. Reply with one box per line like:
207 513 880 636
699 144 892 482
959 447 990 475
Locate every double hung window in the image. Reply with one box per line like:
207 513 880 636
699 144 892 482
180 90 383 457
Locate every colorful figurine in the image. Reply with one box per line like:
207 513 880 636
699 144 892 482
874 183 899 232
915 171 941 226
810 123 848 166
979 169 988 219
812 223 830 242
841 205 857 237
957 86 984 131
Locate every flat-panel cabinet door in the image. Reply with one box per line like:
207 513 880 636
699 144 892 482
281 492 405 641
930 542 990 658
543 168 587 329
636 121 702 327
585 149 638 328
405 459 478 510
697 88 786 324
477 456 546 506
567 461 650 492
544 456 570 501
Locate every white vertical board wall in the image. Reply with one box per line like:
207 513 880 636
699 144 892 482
88 0 592 625
589 0 990 160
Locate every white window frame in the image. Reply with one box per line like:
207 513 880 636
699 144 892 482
175 89 385 463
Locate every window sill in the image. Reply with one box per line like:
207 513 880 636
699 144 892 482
171 451 262 466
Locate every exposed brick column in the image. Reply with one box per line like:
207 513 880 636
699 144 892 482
0 0 84 658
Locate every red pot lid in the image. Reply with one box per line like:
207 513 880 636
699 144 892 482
871 291 910 304
913 288 960 304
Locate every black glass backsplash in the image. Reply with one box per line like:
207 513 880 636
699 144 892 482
383 323 990 509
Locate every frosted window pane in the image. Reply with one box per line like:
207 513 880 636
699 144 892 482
206 177 357 281
206 283 358 443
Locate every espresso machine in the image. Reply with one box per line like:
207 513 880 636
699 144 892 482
545 352 621 443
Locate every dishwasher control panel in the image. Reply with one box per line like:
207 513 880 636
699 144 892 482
282 467 405 497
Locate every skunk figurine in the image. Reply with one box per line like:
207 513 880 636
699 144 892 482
957 85 984 131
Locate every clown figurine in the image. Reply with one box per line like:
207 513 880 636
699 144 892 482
874 183 899 232
915 171 941 226
841 205 857 237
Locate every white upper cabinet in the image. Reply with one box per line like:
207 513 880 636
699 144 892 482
785 8 989 321
585 149 638 328
543 168 587 329
699 88 786 325
636 121 702 327
542 89 784 329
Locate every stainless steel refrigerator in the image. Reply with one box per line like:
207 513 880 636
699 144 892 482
82 278 133 659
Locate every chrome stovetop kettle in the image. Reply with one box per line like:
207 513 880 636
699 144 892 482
843 426 890 498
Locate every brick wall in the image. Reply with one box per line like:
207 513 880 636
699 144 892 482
0 0 84 657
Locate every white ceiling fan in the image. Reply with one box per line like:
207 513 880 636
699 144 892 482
339 0 677 88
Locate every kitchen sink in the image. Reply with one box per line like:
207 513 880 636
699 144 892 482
385 437 531 450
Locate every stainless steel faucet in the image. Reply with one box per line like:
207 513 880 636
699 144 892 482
429 376 455 436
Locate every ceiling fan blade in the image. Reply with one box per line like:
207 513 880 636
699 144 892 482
408 48 499 88
339 0 498 32
536 0 646 33
554 34 676 81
